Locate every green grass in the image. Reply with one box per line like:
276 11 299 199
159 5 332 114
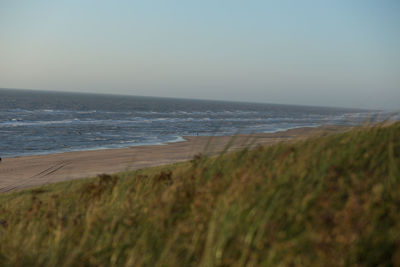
0 122 399 266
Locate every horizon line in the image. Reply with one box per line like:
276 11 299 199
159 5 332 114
0 87 378 112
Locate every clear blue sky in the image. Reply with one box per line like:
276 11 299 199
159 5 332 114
1 0 399 110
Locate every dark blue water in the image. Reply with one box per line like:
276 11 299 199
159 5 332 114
0 88 377 158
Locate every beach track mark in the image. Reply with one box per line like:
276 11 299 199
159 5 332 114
0 161 70 193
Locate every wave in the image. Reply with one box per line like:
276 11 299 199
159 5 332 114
0 114 375 129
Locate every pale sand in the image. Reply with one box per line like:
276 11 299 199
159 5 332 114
0 126 344 192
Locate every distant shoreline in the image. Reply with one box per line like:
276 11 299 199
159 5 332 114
0 125 347 193
2 124 323 159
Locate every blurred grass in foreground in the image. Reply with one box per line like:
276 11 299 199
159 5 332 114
0 122 399 266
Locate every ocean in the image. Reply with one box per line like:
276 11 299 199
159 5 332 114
0 88 377 158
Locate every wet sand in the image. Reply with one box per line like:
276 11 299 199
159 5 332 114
0 126 345 192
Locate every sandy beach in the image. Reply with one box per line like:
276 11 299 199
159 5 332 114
0 126 344 192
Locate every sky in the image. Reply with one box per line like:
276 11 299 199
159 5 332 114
0 0 399 110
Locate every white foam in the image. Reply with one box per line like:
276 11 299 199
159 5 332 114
166 136 186 143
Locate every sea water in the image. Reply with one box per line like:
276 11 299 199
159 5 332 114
0 88 379 158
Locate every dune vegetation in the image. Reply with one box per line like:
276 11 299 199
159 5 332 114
0 122 399 266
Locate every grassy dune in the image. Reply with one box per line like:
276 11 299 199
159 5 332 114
0 122 399 266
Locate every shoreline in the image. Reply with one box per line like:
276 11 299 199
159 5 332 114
2 125 322 159
0 125 346 193
3 135 189 159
